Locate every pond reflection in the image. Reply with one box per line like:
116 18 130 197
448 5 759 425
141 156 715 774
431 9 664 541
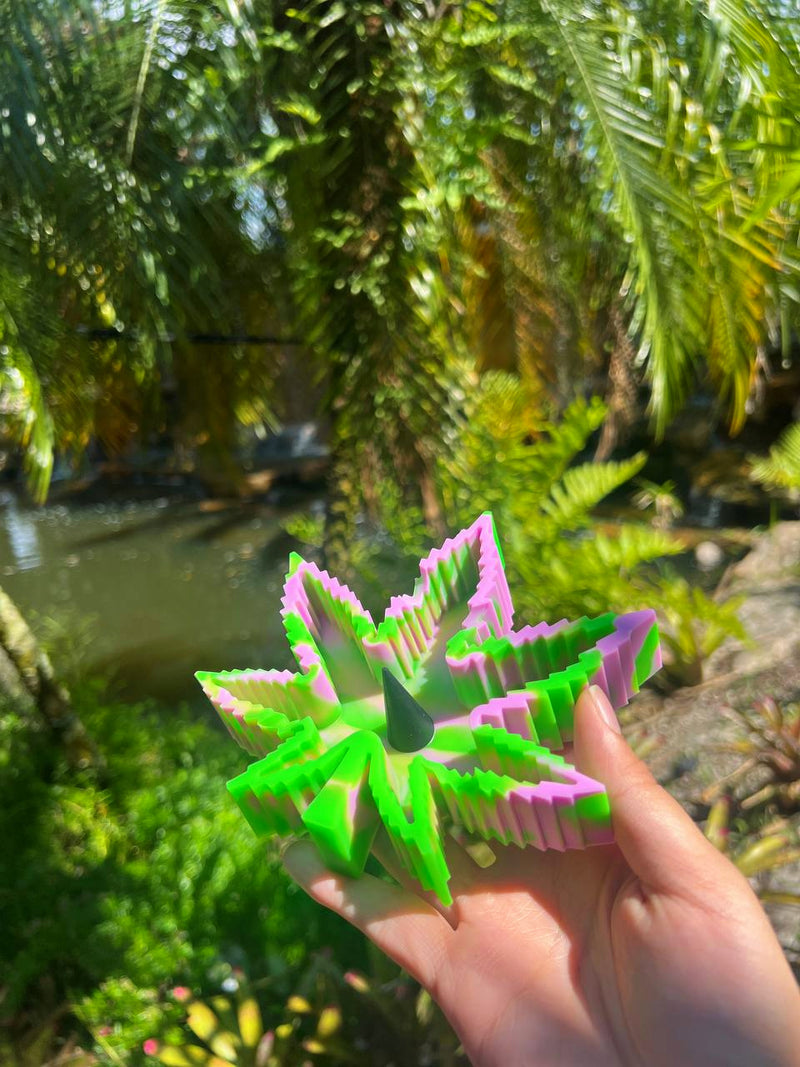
0 490 42 571
0 489 322 705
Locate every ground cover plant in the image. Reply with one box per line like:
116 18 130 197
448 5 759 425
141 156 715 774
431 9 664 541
0 682 372 1064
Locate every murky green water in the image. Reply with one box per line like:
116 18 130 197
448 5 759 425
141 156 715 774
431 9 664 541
0 489 324 706
0 483 743 710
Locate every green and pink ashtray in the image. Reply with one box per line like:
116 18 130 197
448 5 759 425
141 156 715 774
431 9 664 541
197 513 661 904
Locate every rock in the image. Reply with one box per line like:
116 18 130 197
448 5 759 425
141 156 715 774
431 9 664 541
719 521 800 589
694 540 725 570
706 522 800 680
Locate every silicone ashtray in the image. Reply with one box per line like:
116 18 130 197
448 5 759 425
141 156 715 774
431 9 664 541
197 513 661 904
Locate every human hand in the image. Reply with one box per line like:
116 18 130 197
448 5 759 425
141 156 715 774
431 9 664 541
284 686 800 1067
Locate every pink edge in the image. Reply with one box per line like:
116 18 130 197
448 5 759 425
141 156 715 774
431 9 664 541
384 513 514 637
446 619 569 686
281 559 376 631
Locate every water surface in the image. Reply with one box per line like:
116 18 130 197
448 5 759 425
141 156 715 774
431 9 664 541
0 489 323 706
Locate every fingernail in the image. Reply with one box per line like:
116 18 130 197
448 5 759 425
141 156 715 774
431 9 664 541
587 685 621 735
282 841 322 881
277 836 294 861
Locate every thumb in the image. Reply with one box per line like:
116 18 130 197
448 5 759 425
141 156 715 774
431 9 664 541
573 685 729 897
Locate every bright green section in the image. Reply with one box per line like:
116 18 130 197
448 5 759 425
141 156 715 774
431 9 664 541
486 511 506 570
634 622 661 686
301 738 380 876
334 693 387 732
427 724 475 753
575 791 612 828
227 713 615 906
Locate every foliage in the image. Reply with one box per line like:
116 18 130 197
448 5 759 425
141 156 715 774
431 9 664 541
143 966 464 1067
408 0 798 433
701 697 800 907
0 676 466 1065
704 795 800 902
0 0 283 498
749 422 800 491
706 698 800 814
0 682 366 1061
431 380 671 619
147 980 274 1066
2 0 800 533
289 379 745 682
632 479 684 529
654 575 746 687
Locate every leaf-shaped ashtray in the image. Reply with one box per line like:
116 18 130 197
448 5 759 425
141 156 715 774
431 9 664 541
197 513 661 904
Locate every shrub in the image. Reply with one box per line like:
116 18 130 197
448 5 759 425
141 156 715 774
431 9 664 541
286 377 744 683
0 683 367 1059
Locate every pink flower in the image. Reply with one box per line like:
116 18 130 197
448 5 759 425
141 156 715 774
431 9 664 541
142 1038 160 1056
343 971 370 994
171 985 192 1002
97 1026 112 1037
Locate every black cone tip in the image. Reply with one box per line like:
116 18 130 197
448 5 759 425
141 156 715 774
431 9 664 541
382 668 435 753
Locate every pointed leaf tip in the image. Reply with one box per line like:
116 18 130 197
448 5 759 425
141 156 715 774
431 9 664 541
287 551 305 575
382 668 435 753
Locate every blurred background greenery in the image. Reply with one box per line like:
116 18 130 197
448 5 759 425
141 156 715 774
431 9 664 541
2 0 800 1063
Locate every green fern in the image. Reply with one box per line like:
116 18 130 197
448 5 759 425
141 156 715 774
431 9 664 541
287 373 744 682
749 423 800 490
542 456 648 528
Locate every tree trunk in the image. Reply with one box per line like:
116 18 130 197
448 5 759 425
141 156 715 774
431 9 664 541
595 303 640 461
0 585 100 770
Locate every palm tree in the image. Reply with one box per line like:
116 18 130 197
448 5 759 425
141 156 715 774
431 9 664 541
0 0 284 498
402 0 798 438
1 0 798 528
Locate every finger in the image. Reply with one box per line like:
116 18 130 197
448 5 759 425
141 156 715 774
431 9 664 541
573 685 732 898
283 841 453 989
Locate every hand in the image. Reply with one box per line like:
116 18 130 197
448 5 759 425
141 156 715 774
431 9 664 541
284 686 800 1067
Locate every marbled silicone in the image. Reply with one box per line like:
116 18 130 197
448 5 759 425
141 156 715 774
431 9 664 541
197 512 661 904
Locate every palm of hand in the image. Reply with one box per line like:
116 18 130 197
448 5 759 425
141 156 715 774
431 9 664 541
419 842 774 1067
285 690 800 1067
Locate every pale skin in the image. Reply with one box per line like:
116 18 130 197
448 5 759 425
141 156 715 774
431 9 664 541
284 686 800 1067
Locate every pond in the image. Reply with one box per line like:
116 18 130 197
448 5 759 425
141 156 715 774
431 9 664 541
0 480 749 711
0 487 325 707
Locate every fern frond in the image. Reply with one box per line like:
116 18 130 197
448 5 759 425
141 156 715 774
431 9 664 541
750 423 800 490
543 454 648 528
586 527 683 570
524 397 608 483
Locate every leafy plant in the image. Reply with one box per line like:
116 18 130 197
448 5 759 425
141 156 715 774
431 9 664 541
704 698 800 814
704 797 800 906
0 0 285 499
749 423 800 492
290 379 745 682
700 697 800 907
145 981 273 1067
654 576 747 688
0 686 365 1060
431 381 674 620
632 479 685 529
4 0 800 537
144 964 465 1067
